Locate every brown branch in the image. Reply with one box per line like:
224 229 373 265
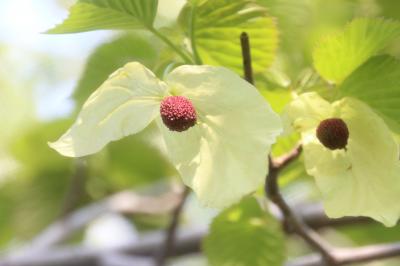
287 242 400 266
25 187 182 251
3 227 400 266
240 32 254 84
2 186 396 266
0 227 205 266
266 148 338 265
154 186 191 266
60 158 88 217
273 144 303 169
298 203 371 230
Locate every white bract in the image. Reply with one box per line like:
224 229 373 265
50 62 282 208
285 92 400 226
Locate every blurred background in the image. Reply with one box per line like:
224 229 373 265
1 0 400 265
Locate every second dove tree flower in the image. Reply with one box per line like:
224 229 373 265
284 92 400 227
49 62 282 208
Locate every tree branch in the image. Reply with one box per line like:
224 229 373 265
154 186 191 266
0 227 205 266
24 187 182 252
265 148 338 265
0 183 395 266
240 32 254 84
60 158 88 217
287 242 400 266
3 226 400 266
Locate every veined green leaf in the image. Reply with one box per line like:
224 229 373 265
180 0 278 74
47 0 158 33
339 55 400 130
313 18 400 84
74 34 159 107
204 197 285 266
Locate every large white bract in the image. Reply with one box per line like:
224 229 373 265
50 62 282 208
285 92 400 226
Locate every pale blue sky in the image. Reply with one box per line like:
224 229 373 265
0 0 186 120
0 0 111 120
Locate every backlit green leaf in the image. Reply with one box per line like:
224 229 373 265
47 0 158 33
180 0 279 74
339 55 400 130
313 18 400 84
204 197 285 266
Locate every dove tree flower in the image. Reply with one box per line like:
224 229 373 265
284 92 400 226
50 62 282 208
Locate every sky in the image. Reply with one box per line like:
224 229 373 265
0 0 187 120
0 0 111 120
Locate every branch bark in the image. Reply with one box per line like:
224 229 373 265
265 146 339 265
0 227 205 266
60 158 88 217
287 242 400 266
24 187 182 252
154 186 191 266
3 226 400 266
240 32 254 84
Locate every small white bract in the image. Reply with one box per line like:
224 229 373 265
49 62 282 208
284 92 400 226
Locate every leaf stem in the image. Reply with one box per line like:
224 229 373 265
149 27 194 64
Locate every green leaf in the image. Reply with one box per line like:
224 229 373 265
204 197 286 266
180 0 278 73
313 18 400 84
339 55 400 130
74 34 159 107
47 0 158 33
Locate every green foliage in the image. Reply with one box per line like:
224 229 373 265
339 55 400 130
313 18 400 84
204 197 285 266
87 125 175 195
47 0 158 33
257 0 356 79
74 34 159 107
1 121 75 244
180 0 278 73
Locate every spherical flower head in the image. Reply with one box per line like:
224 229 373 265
160 96 197 132
316 118 349 150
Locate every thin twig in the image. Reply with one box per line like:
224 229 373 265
60 158 88 217
154 186 191 266
273 144 303 169
240 32 254 84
